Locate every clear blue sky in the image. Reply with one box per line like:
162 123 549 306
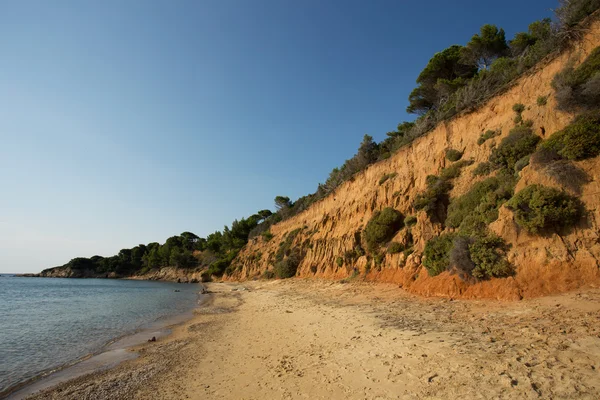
0 0 556 273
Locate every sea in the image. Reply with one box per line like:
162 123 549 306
0 274 201 398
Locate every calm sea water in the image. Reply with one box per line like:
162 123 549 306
0 275 200 396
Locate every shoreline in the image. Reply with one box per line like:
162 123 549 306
15 279 600 400
3 283 206 400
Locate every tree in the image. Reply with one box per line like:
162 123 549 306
407 45 477 114
356 134 379 167
274 196 292 210
462 25 508 69
257 209 273 221
510 19 553 56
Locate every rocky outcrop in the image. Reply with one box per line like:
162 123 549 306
228 20 600 299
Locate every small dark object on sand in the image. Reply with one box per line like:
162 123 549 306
148 336 156 342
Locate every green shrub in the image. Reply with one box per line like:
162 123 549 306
514 114 523 125
477 129 500 145
274 249 303 278
507 185 584 234
413 177 452 219
512 103 526 114
523 119 534 128
468 234 512 279
404 215 417 227
446 149 463 162
403 247 414 259
540 112 600 160
473 162 494 176
489 126 541 170
336 256 343 267
440 159 473 180
514 155 531 174
275 228 302 262
388 242 404 254
262 270 275 279
373 253 385 266
262 231 274 242
552 46 600 110
364 208 404 252
446 178 503 228
423 233 457 277
537 95 548 106
379 172 398 185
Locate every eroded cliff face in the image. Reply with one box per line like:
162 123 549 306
229 20 600 300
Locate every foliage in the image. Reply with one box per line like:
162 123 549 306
514 155 531 174
423 233 457 277
540 160 590 194
507 185 584 234
387 242 404 254
512 103 526 114
364 208 404 252
461 24 509 69
445 148 463 162
555 0 600 28
407 45 477 115
473 162 494 176
468 234 512 279
413 177 452 220
477 129 500 145
404 215 417 227
537 95 548 106
379 172 398 185
262 270 275 280
540 112 600 160
489 126 541 171
552 46 600 110
336 256 344 267
274 246 304 279
440 159 473 180
262 231 274 242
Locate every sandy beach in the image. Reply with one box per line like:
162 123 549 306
23 280 600 400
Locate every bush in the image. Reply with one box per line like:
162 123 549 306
404 215 417 227
541 160 590 194
379 172 398 185
446 149 463 162
556 0 600 28
262 231 274 242
446 178 503 228
537 95 548 106
440 159 473 180
262 270 275 279
478 129 500 145
507 185 584 234
274 249 303 278
552 46 600 110
514 155 531 174
364 208 404 252
388 242 404 254
447 174 517 235
468 234 512 279
489 126 541 170
336 256 343 267
540 112 600 160
473 162 494 176
512 103 526 114
423 233 457 277
413 177 452 220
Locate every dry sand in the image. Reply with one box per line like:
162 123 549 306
25 280 600 399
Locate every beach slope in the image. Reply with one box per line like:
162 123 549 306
27 280 600 399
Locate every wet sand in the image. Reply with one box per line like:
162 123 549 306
22 280 600 399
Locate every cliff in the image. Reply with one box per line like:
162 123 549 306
228 19 600 299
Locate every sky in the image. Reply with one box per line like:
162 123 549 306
0 0 557 273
